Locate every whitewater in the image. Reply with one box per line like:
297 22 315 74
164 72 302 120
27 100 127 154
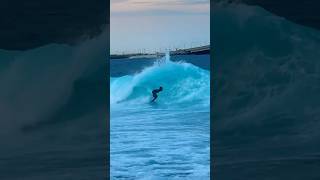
110 54 210 179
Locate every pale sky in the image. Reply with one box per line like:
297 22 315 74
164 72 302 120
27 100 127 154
110 0 210 54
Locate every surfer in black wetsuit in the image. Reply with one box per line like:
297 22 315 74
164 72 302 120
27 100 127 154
151 86 163 102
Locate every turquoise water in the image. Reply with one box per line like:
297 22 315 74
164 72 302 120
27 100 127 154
110 54 210 179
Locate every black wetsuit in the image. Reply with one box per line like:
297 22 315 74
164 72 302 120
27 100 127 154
151 88 161 102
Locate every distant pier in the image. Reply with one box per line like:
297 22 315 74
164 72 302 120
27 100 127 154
111 45 210 59
171 45 210 55
110 53 161 59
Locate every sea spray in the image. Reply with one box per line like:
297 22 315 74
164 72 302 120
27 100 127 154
165 51 170 63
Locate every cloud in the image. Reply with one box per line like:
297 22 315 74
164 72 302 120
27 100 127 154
111 0 210 16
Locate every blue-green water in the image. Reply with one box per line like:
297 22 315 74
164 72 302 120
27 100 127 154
110 54 210 179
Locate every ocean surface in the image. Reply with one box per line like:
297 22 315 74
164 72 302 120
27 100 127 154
213 3 320 179
110 54 210 179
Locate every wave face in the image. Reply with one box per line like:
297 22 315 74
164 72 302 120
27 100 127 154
111 59 209 107
0 31 108 179
213 4 320 179
110 55 210 179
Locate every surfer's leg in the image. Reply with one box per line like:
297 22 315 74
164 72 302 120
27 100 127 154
151 94 157 102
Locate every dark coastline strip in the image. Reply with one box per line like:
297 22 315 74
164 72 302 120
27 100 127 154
111 45 210 60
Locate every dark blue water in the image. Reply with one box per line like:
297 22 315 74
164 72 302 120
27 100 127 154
110 54 210 179
213 3 320 179
0 33 107 180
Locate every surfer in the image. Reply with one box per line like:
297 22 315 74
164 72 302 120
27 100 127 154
151 86 163 102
